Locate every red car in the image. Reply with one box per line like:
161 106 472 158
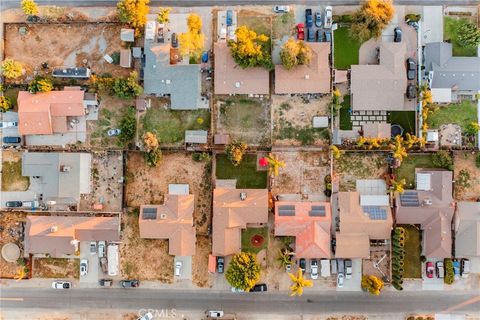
297 23 305 40
426 261 434 278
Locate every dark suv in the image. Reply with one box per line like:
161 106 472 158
406 84 417 99
217 256 225 273
394 27 402 42
6 201 23 208
251 283 267 292
406 58 416 80
121 280 139 288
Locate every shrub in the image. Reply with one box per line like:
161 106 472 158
28 76 54 93
1 58 23 79
111 51 120 65
340 14 353 23
225 252 261 291
475 153 480 168
118 107 136 146
0 96 12 113
432 150 453 170
112 71 143 99
444 258 454 285
225 140 248 166
405 13 421 22
192 152 211 162
361 275 384 295
420 255 426 263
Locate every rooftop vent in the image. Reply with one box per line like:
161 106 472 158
423 199 432 206
160 213 168 220
240 192 247 201
50 226 58 233
60 165 71 173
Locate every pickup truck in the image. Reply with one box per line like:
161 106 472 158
305 9 313 28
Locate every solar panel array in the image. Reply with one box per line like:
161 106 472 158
142 207 157 220
309 205 326 217
278 205 296 216
362 206 387 220
400 191 420 207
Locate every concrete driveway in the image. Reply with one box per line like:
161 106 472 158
337 259 362 291
1 191 37 208
422 259 444 290
174 256 192 281
79 241 100 286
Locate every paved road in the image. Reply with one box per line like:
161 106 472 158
1 288 480 315
1 0 480 10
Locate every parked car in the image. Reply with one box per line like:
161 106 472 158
226 10 233 26
251 283 267 292
325 30 332 43
406 58 416 80
453 260 461 279
216 256 225 273
5 201 22 208
107 128 121 137
207 311 224 318
99 257 108 274
285 263 292 272
90 242 97 255
316 29 324 42
98 241 106 258
337 273 344 288
310 259 318 280
345 259 353 279
435 261 444 278
201 51 209 63
330 259 337 275
297 23 305 40
273 5 290 13
337 259 345 274
231 287 245 293
52 280 71 289
299 258 306 273
305 9 313 28
3 136 21 144
315 11 322 27
425 261 434 278
324 6 333 28
406 84 417 99
1 121 18 128
461 258 470 278
320 259 330 278
307 27 315 42
394 27 402 42
80 259 89 276
175 261 182 277
99 279 113 287
171 33 178 48
121 280 139 288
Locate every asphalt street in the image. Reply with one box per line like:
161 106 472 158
1 0 480 10
1 288 480 315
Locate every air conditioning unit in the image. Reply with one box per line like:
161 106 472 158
160 214 167 220
240 192 247 201
423 199 433 206
60 165 71 173
50 226 58 233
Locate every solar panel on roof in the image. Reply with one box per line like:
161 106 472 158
142 207 157 220
278 205 295 216
309 205 326 217
400 191 420 207
362 206 387 220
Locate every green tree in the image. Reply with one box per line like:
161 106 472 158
457 21 480 48
28 76 54 93
280 38 312 70
21 0 39 16
432 150 453 171
225 140 248 167
225 252 261 291
118 107 137 146
1 59 23 79
0 96 12 113
361 275 384 295
117 0 150 36
228 26 273 70
112 71 143 99
157 7 171 24
288 269 313 296
277 248 293 268
350 0 395 42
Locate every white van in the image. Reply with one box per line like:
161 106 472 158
107 244 119 276
320 259 331 277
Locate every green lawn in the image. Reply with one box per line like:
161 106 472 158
3 87 21 110
444 17 478 57
216 154 267 189
339 95 352 130
395 154 443 188
401 225 422 279
427 100 477 131
241 227 269 254
334 27 363 69
388 111 416 135
141 107 210 145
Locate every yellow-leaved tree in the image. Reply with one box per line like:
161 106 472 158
391 178 406 193
361 275 384 295
280 38 312 70
1 58 23 79
143 131 162 167
0 96 12 113
228 25 273 70
117 0 150 36
265 153 285 176
179 14 205 60
351 0 395 41
331 145 343 159
21 0 39 16
288 269 313 296
157 7 171 24
225 140 248 167
225 252 261 292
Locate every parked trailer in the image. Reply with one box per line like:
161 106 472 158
107 244 119 276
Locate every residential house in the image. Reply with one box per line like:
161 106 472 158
24 215 120 257
120 28 135 42
350 42 411 112
212 188 269 256
275 42 331 94
22 152 91 206
424 42 480 103
274 201 332 258
213 42 270 95
454 202 480 272
143 14 207 110
336 192 393 258
139 194 196 256
395 169 455 259
17 88 97 146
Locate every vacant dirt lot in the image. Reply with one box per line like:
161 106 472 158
192 236 213 288
334 152 388 192
79 151 123 212
0 212 27 279
1 150 29 192
4 23 130 80
32 258 79 279
453 151 480 201
271 151 330 196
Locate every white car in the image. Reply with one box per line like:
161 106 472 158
175 261 182 277
107 128 121 136
345 259 353 279
52 280 71 289
98 241 106 258
310 260 319 280
231 287 245 293
324 6 333 28
207 311 224 318
80 259 88 276
138 312 153 320
1 121 18 128
337 273 344 288
273 5 290 13
90 242 97 255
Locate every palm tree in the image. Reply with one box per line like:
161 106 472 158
266 153 285 177
277 249 293 267
390 178 406 194
14 267 26 281
288 269 313 296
